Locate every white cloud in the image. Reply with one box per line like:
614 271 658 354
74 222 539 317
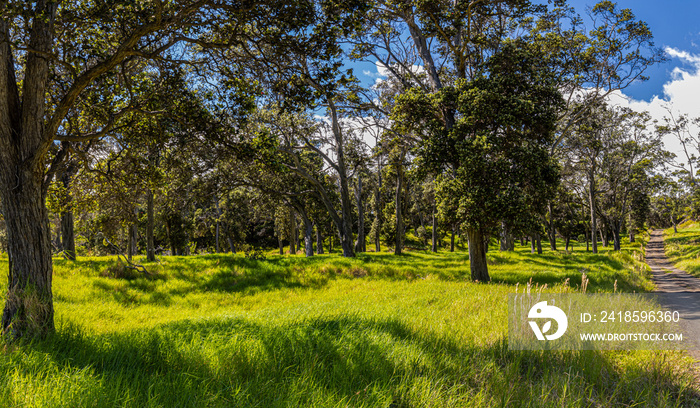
608 47 700 167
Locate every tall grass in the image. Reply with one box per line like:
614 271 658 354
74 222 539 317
0 237 696 407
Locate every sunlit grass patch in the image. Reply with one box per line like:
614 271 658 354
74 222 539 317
0 237 693 407
664 225 700 277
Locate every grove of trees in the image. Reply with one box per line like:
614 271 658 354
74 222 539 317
0 0 693 339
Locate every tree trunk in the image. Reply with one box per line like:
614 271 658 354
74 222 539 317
0 2 58 337
586 230 590 252
355 176 365 253
328 220 333 253
565 236 570 252
295 205 314 257
316 224 324 255
612 220 621 251
228 237 236 254
146 189 155 262
278 235 284 255
327 102 355 257
450 224 455 252
531 235 536 254
289 209 296 255
375 160 382 253
127 221 137 261
600 227 607 247
394 159 404 255
536 234 542 254
214 199 221 253
548 201 557 250
499 221 514 251
0 165 55 338
588 170 598 254
467 228 490 282
431 203 437 252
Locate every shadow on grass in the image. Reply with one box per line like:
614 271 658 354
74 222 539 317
76 241 647 307
11 315 699 407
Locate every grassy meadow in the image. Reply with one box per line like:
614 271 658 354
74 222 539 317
0 236 698 407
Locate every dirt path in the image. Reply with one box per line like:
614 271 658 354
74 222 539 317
646 229 700 365
647 229 700 292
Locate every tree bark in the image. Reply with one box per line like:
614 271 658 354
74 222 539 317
531 235 536 254
536 233 542 254
467 228 490 282
278 235 284 255
0 3 57 337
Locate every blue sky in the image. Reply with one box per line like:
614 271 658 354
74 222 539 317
568 0 700 102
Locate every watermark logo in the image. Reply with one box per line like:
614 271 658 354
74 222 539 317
528 301 568 341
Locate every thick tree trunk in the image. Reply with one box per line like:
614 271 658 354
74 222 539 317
146 189 155 262
0 170 55 338
0 4 57 337
355 176 365 253
467 228 490 282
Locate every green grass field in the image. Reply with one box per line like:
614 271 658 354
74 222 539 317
0 237 698 407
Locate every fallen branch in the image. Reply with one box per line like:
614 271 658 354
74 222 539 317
103 236 150 275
